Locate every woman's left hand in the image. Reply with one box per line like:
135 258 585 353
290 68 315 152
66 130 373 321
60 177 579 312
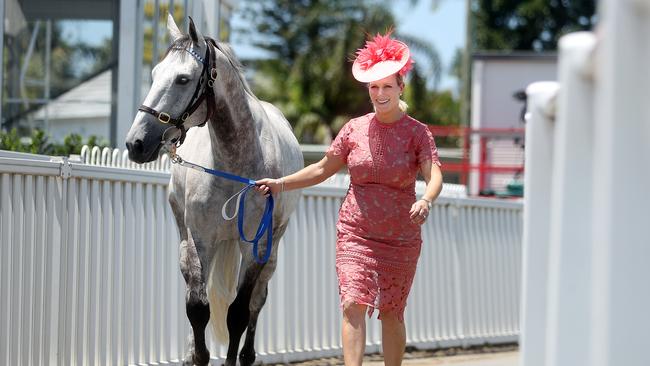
409 199 430 225
254 178 283 196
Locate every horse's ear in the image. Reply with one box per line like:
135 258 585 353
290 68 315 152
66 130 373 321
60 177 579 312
167 13 183 41
188 16 205 46
167 13 184 42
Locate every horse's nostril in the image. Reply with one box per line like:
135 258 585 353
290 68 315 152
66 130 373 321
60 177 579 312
127 139 144 155
135 140 143 151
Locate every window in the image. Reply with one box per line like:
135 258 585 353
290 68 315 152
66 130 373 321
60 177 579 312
2 0 117 144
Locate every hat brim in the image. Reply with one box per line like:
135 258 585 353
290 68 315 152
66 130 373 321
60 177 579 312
352 44 410 83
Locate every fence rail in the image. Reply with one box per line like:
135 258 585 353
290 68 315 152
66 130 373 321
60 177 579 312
0 149 522 365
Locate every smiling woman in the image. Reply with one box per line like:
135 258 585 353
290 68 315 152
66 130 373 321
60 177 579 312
368 73 408 119
255 31 444 366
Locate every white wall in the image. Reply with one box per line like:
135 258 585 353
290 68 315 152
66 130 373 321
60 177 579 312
472 56 557 130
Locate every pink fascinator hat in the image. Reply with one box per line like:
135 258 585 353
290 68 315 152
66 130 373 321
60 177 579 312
352 32 414 83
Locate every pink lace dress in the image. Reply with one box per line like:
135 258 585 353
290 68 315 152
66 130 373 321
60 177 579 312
326 113 440 321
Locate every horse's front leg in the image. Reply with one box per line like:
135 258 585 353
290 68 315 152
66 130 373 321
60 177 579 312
180 236 212 366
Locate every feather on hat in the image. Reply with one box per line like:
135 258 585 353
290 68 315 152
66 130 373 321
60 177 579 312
352 32 414 83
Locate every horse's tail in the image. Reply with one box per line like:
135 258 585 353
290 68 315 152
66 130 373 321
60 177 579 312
206 240 240 344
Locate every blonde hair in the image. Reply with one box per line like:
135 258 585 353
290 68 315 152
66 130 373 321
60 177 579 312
396 73 408 112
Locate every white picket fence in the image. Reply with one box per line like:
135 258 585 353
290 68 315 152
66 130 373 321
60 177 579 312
0 147 522 365
520 1 650 365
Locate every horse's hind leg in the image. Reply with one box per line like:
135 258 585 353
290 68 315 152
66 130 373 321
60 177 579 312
180 236 214 366
224 260 263 366
230 227 286 366
238 259 277 366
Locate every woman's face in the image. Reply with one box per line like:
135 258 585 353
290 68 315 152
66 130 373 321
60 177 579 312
368 74 403 114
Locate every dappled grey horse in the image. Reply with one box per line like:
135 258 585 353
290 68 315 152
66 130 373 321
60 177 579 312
125 15 303 366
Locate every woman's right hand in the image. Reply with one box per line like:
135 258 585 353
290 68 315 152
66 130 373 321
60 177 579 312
254 178 283 196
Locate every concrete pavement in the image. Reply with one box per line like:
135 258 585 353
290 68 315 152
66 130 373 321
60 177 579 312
270 345 519 366
365 351 519 366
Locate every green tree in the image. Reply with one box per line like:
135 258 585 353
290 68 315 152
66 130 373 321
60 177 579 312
238 0 444 143
403 67 460 148
473 0 597 51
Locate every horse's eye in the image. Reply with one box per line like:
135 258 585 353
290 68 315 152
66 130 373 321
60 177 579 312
176 76 190 85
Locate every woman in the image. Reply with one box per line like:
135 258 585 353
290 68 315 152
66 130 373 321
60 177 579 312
256 32 443 366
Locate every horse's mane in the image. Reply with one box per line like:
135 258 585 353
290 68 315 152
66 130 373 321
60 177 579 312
164 35 254 97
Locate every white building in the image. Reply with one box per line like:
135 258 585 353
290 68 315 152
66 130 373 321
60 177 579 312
469 53 557 196
30 70 112 142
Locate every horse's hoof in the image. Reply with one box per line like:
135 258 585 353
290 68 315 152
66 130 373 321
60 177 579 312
224 358 237 366
239 351 256 366
182 353 211 366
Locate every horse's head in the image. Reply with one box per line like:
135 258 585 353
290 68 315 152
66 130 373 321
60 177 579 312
126 15 212 163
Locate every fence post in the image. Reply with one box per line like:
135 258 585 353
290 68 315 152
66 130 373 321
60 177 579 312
591 1 650 365
449 199 467 346
543 32 597 366
519 81 558 366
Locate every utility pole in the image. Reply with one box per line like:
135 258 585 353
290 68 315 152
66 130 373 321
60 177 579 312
461 0 472 127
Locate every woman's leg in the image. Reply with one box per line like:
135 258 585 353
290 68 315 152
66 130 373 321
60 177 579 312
341 303 367 366
380 312 406 366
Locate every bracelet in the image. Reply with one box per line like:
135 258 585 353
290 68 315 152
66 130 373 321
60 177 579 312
278 178 285 193
419 198 432 208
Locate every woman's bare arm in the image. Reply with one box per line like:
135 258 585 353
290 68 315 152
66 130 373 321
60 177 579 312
255 154 346 195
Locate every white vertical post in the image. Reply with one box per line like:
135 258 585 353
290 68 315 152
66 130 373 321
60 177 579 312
116 0 141 149
215 0 222 37
47 178 66 365
591 1 650 365
189 0 204 30
544 32 597 366
202 0 218 35
469 60 484 196
519 81 559 366
0 0 5 126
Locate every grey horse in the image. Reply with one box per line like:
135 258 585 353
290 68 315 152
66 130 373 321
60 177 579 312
125 15 303 366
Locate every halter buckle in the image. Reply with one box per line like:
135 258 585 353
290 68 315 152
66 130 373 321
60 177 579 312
210 68 218 80
170 153 183 165
181 112 190 121
158 112 171 124
208 80 214 88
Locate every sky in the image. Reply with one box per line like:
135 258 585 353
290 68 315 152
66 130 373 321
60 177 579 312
389 0 466 91
60 20 113 46
230 1 466 91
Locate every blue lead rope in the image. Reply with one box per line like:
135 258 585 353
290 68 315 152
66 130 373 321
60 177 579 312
171 153 274 264
202 166 256 186
235 185 274 264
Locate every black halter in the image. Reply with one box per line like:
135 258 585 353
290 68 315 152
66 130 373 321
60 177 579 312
137 39 218 146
